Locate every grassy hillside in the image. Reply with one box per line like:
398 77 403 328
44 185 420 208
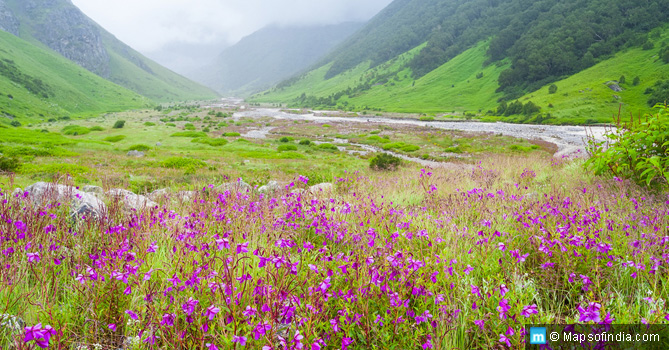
0 30 147 124
255 28 669 124
511 30 669 124
2 0 218 102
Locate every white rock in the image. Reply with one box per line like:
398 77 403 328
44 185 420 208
107 189 157 211
25 182 106 219
258 180 280 194
82 185 103 194
147 188 169 202
309 183 334 193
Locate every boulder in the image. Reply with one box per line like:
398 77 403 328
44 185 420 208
175 191 196 201
106 189 157 211
147 188 169 202
25 182 106 219
258 180 280 194
216 179 252 193
309 183 334 193
81 185 103 194
127 150 145 157
11 188 22 196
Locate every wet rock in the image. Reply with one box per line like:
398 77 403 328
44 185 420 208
25 182 106 219
309 183 334 193
126 150 144 157
82 185 103 194
258 180 280 194
106 189 157 211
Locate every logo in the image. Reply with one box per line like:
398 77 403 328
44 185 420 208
530 327 547 344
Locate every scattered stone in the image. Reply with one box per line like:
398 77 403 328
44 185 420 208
156 142 162 147
0 313 24 346
106 189 157 211
605 81 623 92
309 183 334 193
147 188 169 202
25 182 106 219
258 180 280 194
126 150 144 157
82 185 103 194
613 95 621 100
216 179 252 193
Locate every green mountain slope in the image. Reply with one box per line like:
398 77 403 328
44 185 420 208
194 23 363 96
0 0 217 102
0 30 147 123
254 0 669 124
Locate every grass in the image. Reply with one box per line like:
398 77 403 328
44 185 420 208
0 30 148 124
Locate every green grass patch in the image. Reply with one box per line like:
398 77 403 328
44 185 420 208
161 157 207 169
144 122 156 126
103 135 126 143
127 144 151 152
277 144 298 152
191 138 229 147
89 126 104 131
170 131 207 138
223 132 241 137
382 142 420 152
61 125 91 136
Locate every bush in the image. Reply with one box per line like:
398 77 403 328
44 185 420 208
317 143 338 151
144 122 156 126
89 126 104 131
619 75 626 84
299 139 311 145
127 144 151 152
10 120 21 127
170 131 207 138
191 138 228 147
222 132 241 137
382 142 420 152
0 156 20 172
161 157 207 170
369 153 401 171
645 80 669 106
633 76 641 86
61 125 90 136
585 104 669 188
104 135 126 143
279 137 290 143
419 116 434 121
113 120 125 129
548 84 558 94
277 144 297 152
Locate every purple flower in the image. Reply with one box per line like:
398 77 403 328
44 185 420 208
206 343 219 350
521 304 538 318
125 310 139 320
236 242 249 254
600 312 615 324
147 242 158 253
577 302 601 323
108 323 116 332
253 323 272 340
205 305 220 320
232 335 247 346
341 337 353 350
499 284 509 297
27 252 40 263
474 319 485 331
161 313 176 326
23 323 56 349
497 299 510 319
182 297 199 315
499 334 511 347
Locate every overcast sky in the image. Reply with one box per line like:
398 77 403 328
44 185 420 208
70 0 393 74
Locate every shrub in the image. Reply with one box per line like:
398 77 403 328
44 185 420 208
369 153 401 171
104 135 126 143
166 123 176 127
113 120 125 129
127 144 151 152
419 116 435 121
161 157 207 170
633 76 640 86
279 137 290 143
299 139 311 145
89 126 104 131
317 143 338 151
619 75 626 84
191 138 228 147
645 80 669 106
382 142 420 152
222 132 241 137
144 122 156 126
277 144 297 152
10 120 21 127
548 84 558 94
0 156 20 172
61 125 90 136
585 104 669 188
170 131 207 138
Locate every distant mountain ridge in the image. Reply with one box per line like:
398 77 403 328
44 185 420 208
0 0 217 102
193 22 363 96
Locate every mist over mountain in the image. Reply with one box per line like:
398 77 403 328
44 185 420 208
0 0 217 102
192 22 363 97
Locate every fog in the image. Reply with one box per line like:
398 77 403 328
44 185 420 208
71 0 393 74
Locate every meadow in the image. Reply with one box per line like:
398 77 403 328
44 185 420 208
1 105 668 349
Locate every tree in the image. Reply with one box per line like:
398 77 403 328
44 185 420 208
113 120 126 129
633 76 640 86
619 75 626 84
